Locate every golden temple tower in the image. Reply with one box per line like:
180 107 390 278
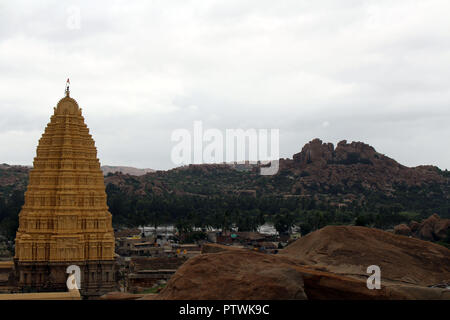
14 82 116 297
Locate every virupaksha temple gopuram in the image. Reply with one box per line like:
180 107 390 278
12 83 116 298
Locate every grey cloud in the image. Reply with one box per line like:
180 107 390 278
0 0 449 170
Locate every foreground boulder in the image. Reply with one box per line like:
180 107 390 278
201 243 246 254
280 225 450 286
151 249 308 300
142 226 449 300
143 246 449 300
99 292 146 300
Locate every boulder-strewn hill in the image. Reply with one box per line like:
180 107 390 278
100 139 449 215
281 138 447 196
394 213 450 242
101 165 154 176
0 164 153 196
0 164 30 196
1 139 449 213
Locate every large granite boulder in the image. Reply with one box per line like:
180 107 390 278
151 249 308 300
280 225 450 287
394 214 450 242
394 223 412 236
415 214 450 241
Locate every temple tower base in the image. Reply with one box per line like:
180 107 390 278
14 259 117 299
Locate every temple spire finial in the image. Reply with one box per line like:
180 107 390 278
65 78 70 97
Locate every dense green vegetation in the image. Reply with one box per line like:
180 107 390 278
0 164 448 243
0 190 23 253
0 181 448 243
105 182 435 236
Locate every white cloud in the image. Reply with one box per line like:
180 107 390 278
0 0 449 169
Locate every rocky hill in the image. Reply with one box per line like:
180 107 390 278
0 164 30 197
0 164 153 196
280 139 447 196
1 138 449 219
101 166 155 176
99 139 449 216
1 138 449 211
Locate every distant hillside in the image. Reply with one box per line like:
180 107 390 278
0 164 30 196
278 138 448 199
0 164 153 196
101 139 449 215
1 138 449 243
1 138 449 216
101 165 155 176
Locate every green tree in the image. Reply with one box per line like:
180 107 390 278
274 209 295 235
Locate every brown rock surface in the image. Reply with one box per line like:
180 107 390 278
280 225 450 286
409 221 420 232
417 214 440 241
435 219 450 240
151 249 308 300
415 214 450 241
394 224 412 236
99 291 145 300
201 243 246 254
144 244 449 300
395 214 450 242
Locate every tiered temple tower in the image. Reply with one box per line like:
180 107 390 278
14 85 116 297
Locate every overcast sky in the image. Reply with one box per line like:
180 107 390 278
0 0 449 170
